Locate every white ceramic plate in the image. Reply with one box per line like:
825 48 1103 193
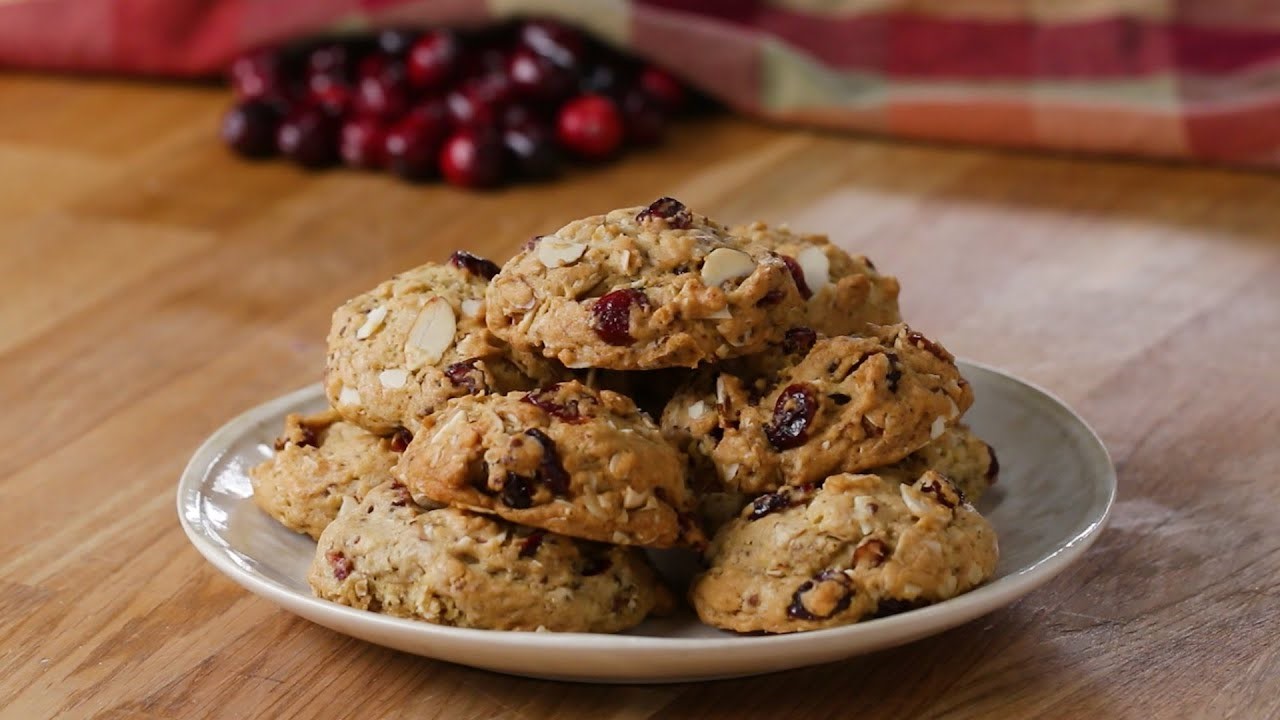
177 361 1114 683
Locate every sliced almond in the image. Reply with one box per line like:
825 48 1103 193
460 298 483 319
338 386 362 407
355 305 388 340
622 487 648 510
930 415 947 440
705 307 732 320
700 247 755 287
404 297 457 370
796 246 831 295
379 368 409 389
536 238 587 268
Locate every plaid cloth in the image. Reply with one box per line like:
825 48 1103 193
2 0 1278 167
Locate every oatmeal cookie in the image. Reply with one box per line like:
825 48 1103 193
326 253 565 436
309 482 674 632
886 425 998 503
249 409 402 539
485 197 806 370
690 471 998 633
662 325 973 494
395 380 703 548
732 221 901 336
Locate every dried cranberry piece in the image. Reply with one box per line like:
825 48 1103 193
275 423 318 451
449 250 501 280
389 427 412 452
522 384 587 423
783 327 817 355
590 288 648 346
885 353 902 392
518 530 546 558
501 473 534 509
985 443 1000 485
786 570 853 620
757 289 785 307
635 197 692 228
524 428 570 495
581 555 613 576
906 330 951 363
778 254 812 299
327 551 353 581
828 393 851 405
445 359 484 393
872 598 927 619
747 490 792 521
764 383 819 450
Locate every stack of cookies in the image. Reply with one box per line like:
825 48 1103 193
249 197 1000 634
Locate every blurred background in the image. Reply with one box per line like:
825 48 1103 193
3 0 1279 185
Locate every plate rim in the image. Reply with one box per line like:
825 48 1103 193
176 360 1115 656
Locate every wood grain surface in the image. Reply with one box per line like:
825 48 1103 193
0 74 1277 720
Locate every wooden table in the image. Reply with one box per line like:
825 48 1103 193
2 74 1277 720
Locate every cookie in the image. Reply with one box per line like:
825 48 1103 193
309 482 674 632
888 424 998 503
395 380 703 548
325 253 565 436
485 197 806 370
690 471 998 633
249 410 401 539
662 324 974 494
732 221 901 336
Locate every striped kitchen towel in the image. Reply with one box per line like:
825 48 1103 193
1 0 1277 166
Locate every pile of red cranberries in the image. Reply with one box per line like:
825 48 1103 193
219 20 701 189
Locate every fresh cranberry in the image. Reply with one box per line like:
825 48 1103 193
777 254 812 299
764 383 819 450
620 87 667 145
439 128 507 189
339 116 387 169
508 47 575 102
519 20 586 67
309 83 352 116
503 121 561 180
446 75 512 130
277 107 340 168
221 99 283 158
308 43 355 81
557 94 623 160
448 250 501 279
639 65 686 111
355 67 410 120
229 49 294 101
377 28 420 57
590 288 648 346
579 62 629 100
384 111 449 181
407 30 460 90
